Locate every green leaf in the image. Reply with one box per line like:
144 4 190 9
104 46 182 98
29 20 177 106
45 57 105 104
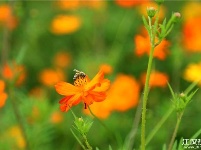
185 88 199 104
142 15 150 32
172 140 177 150
162 144 167 150
167 82 175 99
191 128 201 139
109 145 113 150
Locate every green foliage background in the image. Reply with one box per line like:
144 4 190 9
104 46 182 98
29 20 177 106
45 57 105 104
0 0 201 150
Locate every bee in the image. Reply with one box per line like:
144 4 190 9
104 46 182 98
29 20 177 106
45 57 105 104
73 69 88 87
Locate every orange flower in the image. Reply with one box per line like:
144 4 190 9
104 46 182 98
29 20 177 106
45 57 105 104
55 69 110 112
39 69 65 87
99 64 113 75
106 74 140 111
182 2 201 21
50 15 81 35
134 29 170 60
115 0 147 8
183 17 201 52
50 111 63 124
140 71 169 88
84 74 140 118
56 0 80 10
2 63 26 86
53 51 71 68
0 80 7 108
0 4 17 29
81 0 106 9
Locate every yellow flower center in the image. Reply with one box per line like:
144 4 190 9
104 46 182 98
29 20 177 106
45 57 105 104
73 69 88 87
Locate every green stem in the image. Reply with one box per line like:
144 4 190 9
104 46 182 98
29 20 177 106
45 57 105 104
82 134 92 150
9 86 30 150
168 112 184 150
141 5 160 150
146 107 174 146
141 44 155 150
124 96 142 150
70 129 86 150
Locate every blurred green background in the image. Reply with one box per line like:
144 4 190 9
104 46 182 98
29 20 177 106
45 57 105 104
0 0 201 150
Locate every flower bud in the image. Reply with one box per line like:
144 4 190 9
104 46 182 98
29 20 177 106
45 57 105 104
147 7 156 18
172 12 181 23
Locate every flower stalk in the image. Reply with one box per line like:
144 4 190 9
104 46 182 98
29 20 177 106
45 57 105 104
141 5 160 150
167 111 183 150
140 1 180 148
9 85 30 150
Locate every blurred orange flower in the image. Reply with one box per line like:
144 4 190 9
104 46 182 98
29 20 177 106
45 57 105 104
2 63 26 86
39 69 65 87
106 74 140 111
56 0 105 10
55 69 110 112
50 15 81 35
140 71 169 88
84 74 140 118
0 4 17 29
182 2 201 21
81 0 106 9
99 64 113 75
8 126 26 149
183 17 201 52
183 62 201 86
53 51 71 68
50 111 63 124
56 0 80 10
0 80 7 108
115 0 147 7
134 29 170 60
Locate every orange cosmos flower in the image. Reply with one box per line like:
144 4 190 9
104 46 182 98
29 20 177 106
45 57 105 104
56 0 80 10
50 15 81 35
81 0 106 9
39 69 65 87
182 2 201 21
55 69 110 112
53 51 71 68
2 63 26 86
0 80 7 108
106 74 140 111
0 4 17 29
50 111 63 124
183 17 201 52
115 0 147 8
134 29 170 60
140 71 169 88
84 74 140 118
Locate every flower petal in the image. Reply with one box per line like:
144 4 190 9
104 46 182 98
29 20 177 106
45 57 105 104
89 91 107 102
55 82 79 96
93 79 110 92
59 94 82 112
85 70 104 91
0 93 7 107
